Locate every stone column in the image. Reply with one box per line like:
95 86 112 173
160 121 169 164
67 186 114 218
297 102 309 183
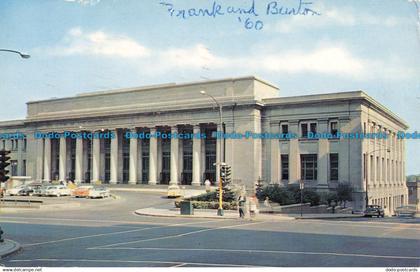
43 138 51 182
129 130 138 185
148 128 158 185
170 126 179 185
59 136 67 182
192 125 201 186
110 129 119 184
270 122 280 184
288 121 300 184
35 137 44 182
339 118 351 186
75 137 84 184
92 136 101 183
317 119 329 188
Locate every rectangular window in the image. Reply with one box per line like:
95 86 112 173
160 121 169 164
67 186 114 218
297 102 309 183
11 160 18 176
330 153 339 181
22 160 26 176
330 121 338 136
22 139 27 152
281 155 289 180
300 154 317 181
310 123 317 134
301 123 308 138
281 124 289 135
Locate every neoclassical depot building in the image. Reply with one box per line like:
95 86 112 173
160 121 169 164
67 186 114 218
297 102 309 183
0 76 409 213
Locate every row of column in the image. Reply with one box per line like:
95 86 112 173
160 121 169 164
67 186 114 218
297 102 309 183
42 126 206 186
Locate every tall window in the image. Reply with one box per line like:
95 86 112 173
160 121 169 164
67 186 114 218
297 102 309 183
329 153 339 181
330 121 338 136
301 124 308 138
22 160 26 176
281 155 289 180
301 154 317 181
281 124 289 134
11 160 18 176
22 138 27 152
301 122 317 138
310 123 317 134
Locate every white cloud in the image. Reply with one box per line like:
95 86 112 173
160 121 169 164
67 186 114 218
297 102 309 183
45 28 416 81
160 44 228 69
52 27 150 58
250 46 366 76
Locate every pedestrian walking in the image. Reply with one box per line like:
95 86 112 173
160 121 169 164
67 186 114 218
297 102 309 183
238 195 246 218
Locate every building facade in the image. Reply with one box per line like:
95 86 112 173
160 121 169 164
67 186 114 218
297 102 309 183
0 76 409 213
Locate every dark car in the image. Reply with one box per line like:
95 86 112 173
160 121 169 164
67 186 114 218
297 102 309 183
18 184 42 196
364 205 385 218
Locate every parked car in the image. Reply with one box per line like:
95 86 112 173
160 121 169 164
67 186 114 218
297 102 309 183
6 185 28 196
395 205 416 218
45 185 71 197
17 183 43 196
73 185 94 198
32 185 49 196
167 184 182 198
88 187 110 199
364 205 385 218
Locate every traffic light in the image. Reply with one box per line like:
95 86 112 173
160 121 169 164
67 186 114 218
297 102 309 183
0 149 11 184
220 164 231 186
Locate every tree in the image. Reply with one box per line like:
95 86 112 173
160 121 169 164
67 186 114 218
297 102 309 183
337 183 353 207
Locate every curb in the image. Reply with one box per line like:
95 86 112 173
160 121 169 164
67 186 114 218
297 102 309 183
0 239 21 259
134 209 295 221
294 215 364 220
134 210 238 220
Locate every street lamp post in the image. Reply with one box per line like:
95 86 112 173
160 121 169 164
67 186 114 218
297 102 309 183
200 90 224 216
365 148 391 208
0 49 30 59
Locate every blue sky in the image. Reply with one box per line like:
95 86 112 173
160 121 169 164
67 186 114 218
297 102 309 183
0 0 419 174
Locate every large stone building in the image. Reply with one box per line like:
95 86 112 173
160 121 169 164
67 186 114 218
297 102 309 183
0 76 409 213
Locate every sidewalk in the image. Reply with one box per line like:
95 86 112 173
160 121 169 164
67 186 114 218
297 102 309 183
0 239 21 259
135 207 363 220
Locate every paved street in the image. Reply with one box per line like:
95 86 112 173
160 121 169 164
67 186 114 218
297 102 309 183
0 191 419 267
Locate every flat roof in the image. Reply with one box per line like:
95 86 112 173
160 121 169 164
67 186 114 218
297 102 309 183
27 76 278 104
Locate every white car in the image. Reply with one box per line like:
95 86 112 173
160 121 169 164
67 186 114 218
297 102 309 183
6 185 27 196
88 187 110 199
45 185 71 197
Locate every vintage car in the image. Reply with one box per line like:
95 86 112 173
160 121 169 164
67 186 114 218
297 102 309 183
364 205 385 218
88 187 110 199
44 185 71 197
167 184 182 198
73 185 94 198
6 185 28 196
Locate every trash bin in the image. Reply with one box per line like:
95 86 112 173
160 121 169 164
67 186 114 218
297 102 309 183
180 201 194 215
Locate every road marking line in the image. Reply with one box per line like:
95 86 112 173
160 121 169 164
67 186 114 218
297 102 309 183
8 259 254 267
0 215 225 226
171 263 187 267
90 247 420 260
22 219 222 247
91 221 266 249
293 219 420 230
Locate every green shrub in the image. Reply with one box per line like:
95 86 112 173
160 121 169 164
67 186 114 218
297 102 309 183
257 184 321 206
174 200 237 210
187 189 237 202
